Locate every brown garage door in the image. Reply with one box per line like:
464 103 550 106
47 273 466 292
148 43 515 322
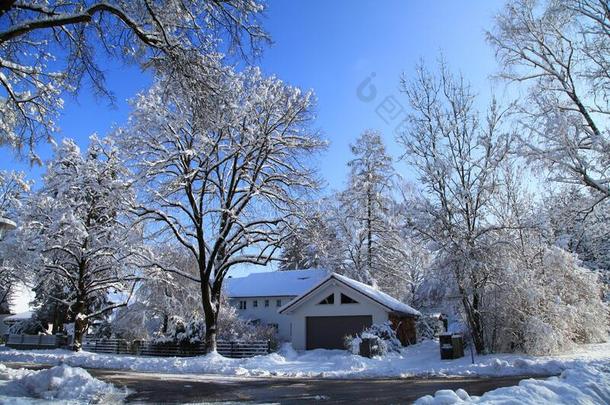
306 315 372 350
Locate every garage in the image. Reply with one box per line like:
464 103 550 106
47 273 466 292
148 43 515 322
279 273 420 351
306 315 372 350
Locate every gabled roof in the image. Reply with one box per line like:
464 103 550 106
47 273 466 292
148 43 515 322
224 269 329 298
279 273 421 317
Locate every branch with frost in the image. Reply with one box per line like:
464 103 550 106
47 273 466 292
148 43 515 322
487 0 610 201
117 62 324 350
0 0 268 158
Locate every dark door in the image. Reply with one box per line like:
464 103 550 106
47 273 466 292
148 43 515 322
306 315 373 350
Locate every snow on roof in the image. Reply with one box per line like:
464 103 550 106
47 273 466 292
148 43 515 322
280 273 421 317
224 269 329 298
332 273 421 316
3 311 33 323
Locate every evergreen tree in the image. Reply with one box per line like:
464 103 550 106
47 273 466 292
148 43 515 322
18 137 146 349
340 130 395 285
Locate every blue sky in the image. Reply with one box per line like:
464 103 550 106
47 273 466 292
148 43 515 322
0 0 507 192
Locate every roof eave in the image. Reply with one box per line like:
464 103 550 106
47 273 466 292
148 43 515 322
390 310 421 318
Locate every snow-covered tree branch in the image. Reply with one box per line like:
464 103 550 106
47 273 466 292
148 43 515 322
16 137 148 349
0 169 30 313
117 58 325 351
398 59 513 354
488 0 610 201
0 0 268 159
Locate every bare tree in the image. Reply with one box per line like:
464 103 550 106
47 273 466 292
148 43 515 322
117 61 324 352
487 0 610 202
0 0 268 159
398 60 512 354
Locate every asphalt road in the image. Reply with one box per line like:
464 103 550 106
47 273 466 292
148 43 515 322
3 362 552 404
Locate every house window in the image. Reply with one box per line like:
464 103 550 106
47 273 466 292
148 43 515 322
340 293 358 304
238 300 247 310
276 299 282 307
253 300 258 308
265 300 269 307
318 294 334 305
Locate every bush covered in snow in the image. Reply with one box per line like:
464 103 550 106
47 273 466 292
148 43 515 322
417 314 447 341
345 322 402 356
152 303 278 348
483 247 608 355
152 315 206 345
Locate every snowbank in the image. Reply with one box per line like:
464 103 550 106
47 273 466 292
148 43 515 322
414 364 610 404
0 363 127 404
0 339 608 379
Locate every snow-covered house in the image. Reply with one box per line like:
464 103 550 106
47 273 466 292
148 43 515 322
1 311 33 334
225 269 328 341
226 270 421 350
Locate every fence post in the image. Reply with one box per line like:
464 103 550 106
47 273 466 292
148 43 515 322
267 340 271 354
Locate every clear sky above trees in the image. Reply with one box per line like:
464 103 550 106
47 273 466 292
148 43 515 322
0 0 505 190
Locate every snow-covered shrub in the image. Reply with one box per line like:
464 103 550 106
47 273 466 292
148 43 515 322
344 335 360 355
345 322 402 356
153 315 206 345
416 314 446 341
152 305 278 349
484 246 608 355
104 303 162 341
217 301 276 343
91 320 113 339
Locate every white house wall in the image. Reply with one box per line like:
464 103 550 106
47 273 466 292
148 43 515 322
287 280 390 350
229 296 295 341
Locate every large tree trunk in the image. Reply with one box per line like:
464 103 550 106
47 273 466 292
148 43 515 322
161 314 169 334
204 320 217 353
459 289 485 355
72 301 88 351
201 277 218 353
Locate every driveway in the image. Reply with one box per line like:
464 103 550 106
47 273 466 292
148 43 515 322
4 362 552 404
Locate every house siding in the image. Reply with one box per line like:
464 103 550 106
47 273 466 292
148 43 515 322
229 295 296 341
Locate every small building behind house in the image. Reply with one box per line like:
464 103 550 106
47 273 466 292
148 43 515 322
2 310 33 334
224 269 328 341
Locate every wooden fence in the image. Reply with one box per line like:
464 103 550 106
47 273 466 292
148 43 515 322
82 337 271 358
6 334 68 350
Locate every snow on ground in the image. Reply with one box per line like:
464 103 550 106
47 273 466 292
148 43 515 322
1 339 609 379
414 363 610 404
0 363 127 404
